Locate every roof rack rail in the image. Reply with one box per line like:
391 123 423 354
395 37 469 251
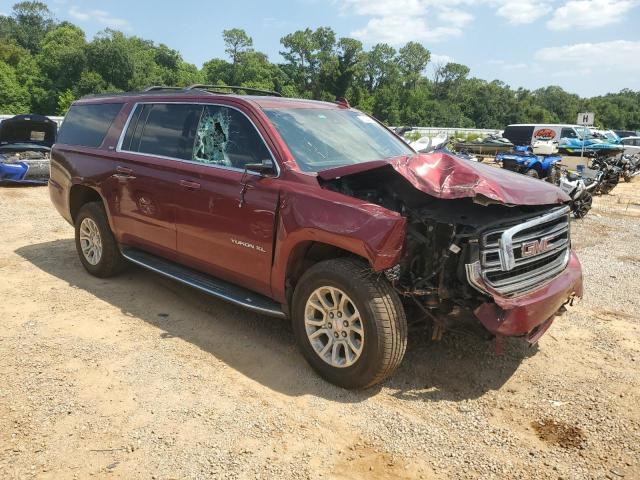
186 84 282 97
143 86 185 92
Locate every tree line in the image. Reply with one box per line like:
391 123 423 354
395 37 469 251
1 1 639 130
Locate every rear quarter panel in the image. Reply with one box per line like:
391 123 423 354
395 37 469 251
49 145 120 232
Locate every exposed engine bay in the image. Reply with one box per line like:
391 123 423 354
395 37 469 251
0 150 51 184
319 164 565 335
0 114 56 185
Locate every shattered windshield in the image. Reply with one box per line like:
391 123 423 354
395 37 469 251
264 108 413 172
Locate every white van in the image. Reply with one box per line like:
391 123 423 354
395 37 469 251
503 124 586 146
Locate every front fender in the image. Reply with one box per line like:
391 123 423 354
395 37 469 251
270 184 406 303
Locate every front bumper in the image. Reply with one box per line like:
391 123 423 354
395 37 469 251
473 250 583 340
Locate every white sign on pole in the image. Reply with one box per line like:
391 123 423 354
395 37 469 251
577 112 595 126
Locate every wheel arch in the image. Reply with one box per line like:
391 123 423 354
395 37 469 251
282 240 368 307
68 184 117 234
69 184 103 222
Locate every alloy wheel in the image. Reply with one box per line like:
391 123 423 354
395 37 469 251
304 286 364 368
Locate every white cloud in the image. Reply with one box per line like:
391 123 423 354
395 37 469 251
437 7 474 27
340 0 428 17
547 0 639 30
351 15 462 44
343 0 476 45
502 62 528 70
69 6 132 31
535 40 640 72
343 0 638 46
495 0 553 24
431 53 455 64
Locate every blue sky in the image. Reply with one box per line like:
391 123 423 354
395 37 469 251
1 0 639 97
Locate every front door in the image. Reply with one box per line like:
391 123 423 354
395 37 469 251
173 104 280 297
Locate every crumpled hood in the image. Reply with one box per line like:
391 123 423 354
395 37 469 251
318 152 570 206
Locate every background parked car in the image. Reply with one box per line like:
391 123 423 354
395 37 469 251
502 123 585 145
619 136 640 155
614 130 638 139
0 114 57 185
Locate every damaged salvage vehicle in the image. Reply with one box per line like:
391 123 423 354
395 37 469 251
49 85 583 389
0 114 57 185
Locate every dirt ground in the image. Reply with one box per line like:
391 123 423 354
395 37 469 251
1 181 639 480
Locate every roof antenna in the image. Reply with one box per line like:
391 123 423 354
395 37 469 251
335 97 350 108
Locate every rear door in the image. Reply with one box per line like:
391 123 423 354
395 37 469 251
172 104 280 297
111 103 203 259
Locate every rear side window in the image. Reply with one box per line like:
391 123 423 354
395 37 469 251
57 103 123 147
503 125 534 146
121 103 203 160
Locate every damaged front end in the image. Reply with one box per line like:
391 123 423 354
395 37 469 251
318 153 583 344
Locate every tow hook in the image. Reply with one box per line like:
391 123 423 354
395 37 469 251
431 323 445 341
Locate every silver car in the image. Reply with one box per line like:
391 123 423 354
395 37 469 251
620 136 640 155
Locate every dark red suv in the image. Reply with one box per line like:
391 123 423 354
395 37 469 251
49 85 583 388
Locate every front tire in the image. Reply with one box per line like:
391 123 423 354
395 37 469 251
525 168 539 178
292 258 407 389
573 192 592 218
75 202 126 277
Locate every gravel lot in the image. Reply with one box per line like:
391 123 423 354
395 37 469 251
0 182 639 480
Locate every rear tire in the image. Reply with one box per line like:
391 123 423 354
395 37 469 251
75 202 126 278
525 168 539 178
291 258 407 389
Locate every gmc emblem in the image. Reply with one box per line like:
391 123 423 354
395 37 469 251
521 236 553 257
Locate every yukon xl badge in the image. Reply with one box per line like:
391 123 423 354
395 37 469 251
521 236 552 258
231 238 266 253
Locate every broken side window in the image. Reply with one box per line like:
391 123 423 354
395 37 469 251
192 106 233 166
192 106 272 169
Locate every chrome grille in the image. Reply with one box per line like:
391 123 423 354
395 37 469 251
479 206 571 296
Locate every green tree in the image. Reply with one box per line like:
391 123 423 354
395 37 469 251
0 60 30 113
433 62 470 99
223 28 253 84
280 28 316 92
362 43 398 92
398 41 430 89
202 58 232 85
7 2 55 54
56 89 75 114
37 23 86 92
86 30 134 91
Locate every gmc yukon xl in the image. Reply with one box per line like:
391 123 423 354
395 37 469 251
49 85 583 389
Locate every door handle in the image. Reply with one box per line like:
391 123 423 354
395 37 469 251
113 165 135 180
179 179 201 190
116 166 134 175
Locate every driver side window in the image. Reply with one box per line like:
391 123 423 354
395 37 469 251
560 128 577 139
191 105 272 169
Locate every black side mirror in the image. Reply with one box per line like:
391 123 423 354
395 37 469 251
244 159 276 176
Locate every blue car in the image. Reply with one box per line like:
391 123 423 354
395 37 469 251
495 145 562 179
0 114 57 185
